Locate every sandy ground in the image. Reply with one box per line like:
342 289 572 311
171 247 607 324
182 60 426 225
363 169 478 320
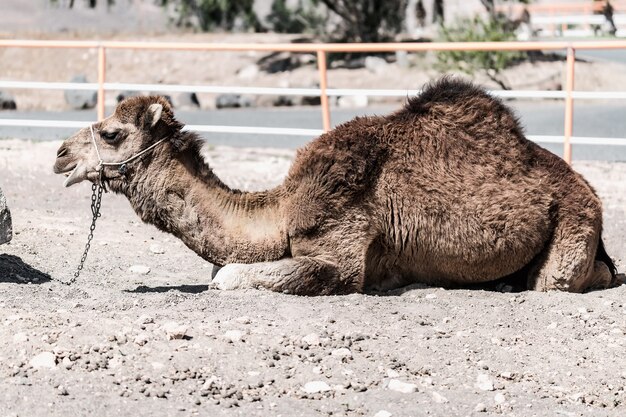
0 138 624 416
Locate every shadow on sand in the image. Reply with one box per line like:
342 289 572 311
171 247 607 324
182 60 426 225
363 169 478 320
0 254 51 284
126 284 210 294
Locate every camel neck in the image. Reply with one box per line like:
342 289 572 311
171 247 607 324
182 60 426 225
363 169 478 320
112 143 289 266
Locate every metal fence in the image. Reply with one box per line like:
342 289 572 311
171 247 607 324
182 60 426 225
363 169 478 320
2 39 626 163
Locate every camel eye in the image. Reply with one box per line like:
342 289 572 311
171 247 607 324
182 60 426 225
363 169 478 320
101 130 119 142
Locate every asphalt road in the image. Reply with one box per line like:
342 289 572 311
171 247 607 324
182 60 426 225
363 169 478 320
1 100 625 161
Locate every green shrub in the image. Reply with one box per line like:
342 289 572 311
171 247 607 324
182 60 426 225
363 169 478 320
437 15 526 89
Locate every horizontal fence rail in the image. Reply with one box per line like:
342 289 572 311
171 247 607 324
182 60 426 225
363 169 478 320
3 39 626 162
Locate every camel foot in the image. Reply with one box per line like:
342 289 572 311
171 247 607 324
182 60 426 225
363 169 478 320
210 264 253 290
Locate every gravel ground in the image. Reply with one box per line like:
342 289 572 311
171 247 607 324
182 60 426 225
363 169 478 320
0 139 625 417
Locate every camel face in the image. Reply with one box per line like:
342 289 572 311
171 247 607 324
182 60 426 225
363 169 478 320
54 101 164 187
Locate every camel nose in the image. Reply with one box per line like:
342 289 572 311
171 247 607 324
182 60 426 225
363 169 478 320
56 145 68 158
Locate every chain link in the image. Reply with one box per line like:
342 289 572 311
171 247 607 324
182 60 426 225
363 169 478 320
60 182 103 285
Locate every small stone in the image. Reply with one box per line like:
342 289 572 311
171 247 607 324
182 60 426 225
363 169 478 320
425 293 437 299
13 333 28 343
432 391 449 403
62 357 73 370
302 333 321 346
134 334 149 346
386 369 400 378
223 330 244 343
547 322 558 329
302 381 331 394
136 315 154 325
331 348 352 359
476 374 494 391
30 352 56 369
388 379 418 394
58 385 69 396
149 244 165 254
494 393 506 404
500 371 515 380
235 316 251 324
374 411 392 417
475 403 487 412
129 265 150 275
163 322 188 340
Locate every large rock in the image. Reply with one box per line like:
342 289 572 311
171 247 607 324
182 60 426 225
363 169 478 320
0 91 16 110
64 75 97 110
0 186 12 245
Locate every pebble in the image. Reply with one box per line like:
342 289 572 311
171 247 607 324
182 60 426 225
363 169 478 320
302 333 321 346
388 379 418 394
331 348 352 359
129 265 151 275
62 357 73 370
149 244 165 254
432 391 449 403
475 403 487 412
235 316 251 324
425 293 437 299
57 385 69 396
163 322 188 340
494 393 506 404
13 332 28 343
136 315 154 325
374 411 392 417
30 352 56 369
476 374 494 391
302 381 331 394
134 334 149 346
223 330 244 343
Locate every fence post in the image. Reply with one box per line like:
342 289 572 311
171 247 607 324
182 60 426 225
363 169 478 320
97 45 106 121
316 50 331 132
564 46 575 164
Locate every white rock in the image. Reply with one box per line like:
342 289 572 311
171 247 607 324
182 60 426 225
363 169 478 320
337 95 369 108
494 393 506 404
237 64 260 80
374 411 392 417
331 348 352 359
223 330 244 343
476 373 494 391
30 352 56 369
136 314 154 325
13 332 28 343
432 391 449 403
388 379 418 393
302 380 331 394
62 357 73 370
302 333 321 346
475 402 487 412
235 316 251 324
425 293 437 299
364 56 389 74
547 322 558 329
163 322 188 340
129 265 150 275
134 334 149 346
386 369 400 378
149 244 165 254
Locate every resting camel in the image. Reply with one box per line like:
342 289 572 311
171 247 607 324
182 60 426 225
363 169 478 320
54 78 618 295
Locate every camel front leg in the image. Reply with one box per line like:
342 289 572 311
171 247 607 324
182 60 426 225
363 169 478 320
210 257 358 295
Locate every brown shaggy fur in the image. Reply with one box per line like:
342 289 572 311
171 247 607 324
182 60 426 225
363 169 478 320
54 78 618 295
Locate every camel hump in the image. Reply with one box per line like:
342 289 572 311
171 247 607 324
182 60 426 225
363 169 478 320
404 77 504 115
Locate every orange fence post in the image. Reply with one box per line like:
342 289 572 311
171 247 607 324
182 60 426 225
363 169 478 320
97 45 106 121
564 46 575 164
316 50 331 132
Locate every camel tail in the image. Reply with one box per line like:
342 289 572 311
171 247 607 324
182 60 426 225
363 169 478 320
596 235 617 280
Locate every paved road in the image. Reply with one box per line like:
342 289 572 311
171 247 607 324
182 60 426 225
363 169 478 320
1 100 625 161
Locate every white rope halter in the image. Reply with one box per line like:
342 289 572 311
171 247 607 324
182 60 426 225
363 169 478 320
89 124 168 179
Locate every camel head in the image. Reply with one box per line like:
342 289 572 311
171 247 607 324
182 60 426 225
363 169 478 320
54 96 183 187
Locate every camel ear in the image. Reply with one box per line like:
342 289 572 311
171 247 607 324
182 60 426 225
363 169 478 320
146 103 163 128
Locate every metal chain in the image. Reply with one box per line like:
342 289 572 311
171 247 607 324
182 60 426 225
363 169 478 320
60 182 103 285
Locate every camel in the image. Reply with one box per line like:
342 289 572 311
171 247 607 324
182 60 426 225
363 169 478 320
53 78 618 295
